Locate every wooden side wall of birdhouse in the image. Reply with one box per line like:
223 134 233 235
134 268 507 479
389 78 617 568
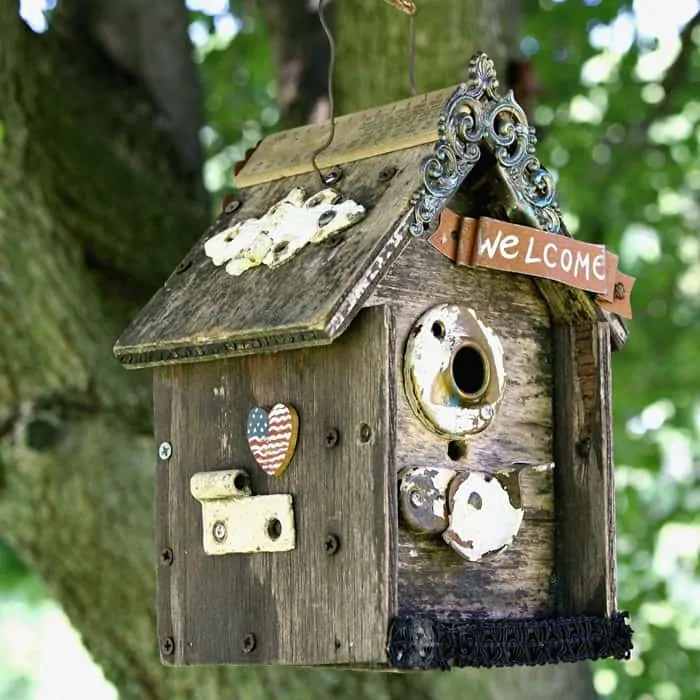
552 321 617 618
152 306 396 667
368 240 557 620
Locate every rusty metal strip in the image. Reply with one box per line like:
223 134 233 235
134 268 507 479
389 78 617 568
428 210 635 319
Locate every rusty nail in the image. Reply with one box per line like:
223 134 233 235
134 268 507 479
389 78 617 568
325 429 340 448
359 423 372 443
241 633 257 654
614 282 626 300
378 166 397 182
160 548 174 566
161 637 175 656
325 534 340 556
158 441 172 461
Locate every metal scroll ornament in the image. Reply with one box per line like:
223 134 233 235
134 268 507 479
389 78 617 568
409 52 562 238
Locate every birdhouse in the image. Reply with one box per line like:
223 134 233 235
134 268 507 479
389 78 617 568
114 53 634 670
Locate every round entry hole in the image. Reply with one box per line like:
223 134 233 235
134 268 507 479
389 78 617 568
267 518 282 541
451 344 488 398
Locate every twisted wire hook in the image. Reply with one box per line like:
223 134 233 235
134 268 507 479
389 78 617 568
311 0 341 185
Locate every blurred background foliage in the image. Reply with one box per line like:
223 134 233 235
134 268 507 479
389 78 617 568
2 0 699 698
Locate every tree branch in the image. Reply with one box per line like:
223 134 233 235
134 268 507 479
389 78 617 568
649 9 700 124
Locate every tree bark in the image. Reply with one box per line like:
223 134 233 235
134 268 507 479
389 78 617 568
0 0 595 698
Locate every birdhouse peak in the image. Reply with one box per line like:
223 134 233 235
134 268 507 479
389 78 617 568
114 53 627 369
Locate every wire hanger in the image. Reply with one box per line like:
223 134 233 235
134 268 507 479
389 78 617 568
311 0 419 185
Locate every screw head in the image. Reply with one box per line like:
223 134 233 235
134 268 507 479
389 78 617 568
161 637 175 656
325 429 340 448
160 548 174 566
318 209 336 227
480 405 495 421
224 198 241 214
322 167 343 185
158 442 172 461
212 520 227 543
325 534 340 556
378 165 397 182
176 259 193 274
359 423 372 443
241 633 257 654
409 490 424 508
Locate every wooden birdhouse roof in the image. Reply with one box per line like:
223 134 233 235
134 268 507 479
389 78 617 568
114 53 628 369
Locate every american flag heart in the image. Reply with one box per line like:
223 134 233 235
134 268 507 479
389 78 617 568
246 403 299 477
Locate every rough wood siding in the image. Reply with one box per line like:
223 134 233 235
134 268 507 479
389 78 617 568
153 307 394 666
368 240 555 620
553 322 616 617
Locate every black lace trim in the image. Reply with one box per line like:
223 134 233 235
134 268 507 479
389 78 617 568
387 613 633 669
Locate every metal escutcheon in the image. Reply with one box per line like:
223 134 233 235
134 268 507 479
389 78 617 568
403 304 505 439
398 467 458 534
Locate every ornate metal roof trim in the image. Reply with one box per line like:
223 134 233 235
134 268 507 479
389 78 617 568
409 53 563 238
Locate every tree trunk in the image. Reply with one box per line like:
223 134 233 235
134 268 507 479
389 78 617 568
0 0 595 698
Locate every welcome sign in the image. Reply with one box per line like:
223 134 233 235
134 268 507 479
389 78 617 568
430 212 634 318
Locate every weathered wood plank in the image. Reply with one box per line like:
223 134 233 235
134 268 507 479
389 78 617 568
368 240 556 619
235 86 456 188
153 377 177 664
154 306 393 666
552 322 616 617
116 145 432 368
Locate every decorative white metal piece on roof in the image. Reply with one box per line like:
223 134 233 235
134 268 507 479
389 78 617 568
204 187 366 277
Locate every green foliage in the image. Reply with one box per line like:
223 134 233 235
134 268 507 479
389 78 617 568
0 541 30 593
525 1 700 698
188 1 276 203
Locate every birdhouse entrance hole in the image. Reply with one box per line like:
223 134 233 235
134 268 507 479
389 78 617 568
450 344 488 399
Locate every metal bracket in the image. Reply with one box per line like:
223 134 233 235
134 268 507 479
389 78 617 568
190 469 296 555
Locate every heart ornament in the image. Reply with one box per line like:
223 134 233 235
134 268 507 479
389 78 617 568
246 403 299 477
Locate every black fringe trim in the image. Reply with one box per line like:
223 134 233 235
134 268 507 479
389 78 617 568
387 613 633 669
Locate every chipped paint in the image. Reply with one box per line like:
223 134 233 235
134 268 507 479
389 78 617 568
399 466 457 534
403 304 505 438
204 187 366 277
443 471 524 562
190 469 296 555
327 212 412 336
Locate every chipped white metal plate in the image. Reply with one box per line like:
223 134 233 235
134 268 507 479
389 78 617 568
204 187 366 276
403 304 505 439
190 469 296 555
442 471 524 562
